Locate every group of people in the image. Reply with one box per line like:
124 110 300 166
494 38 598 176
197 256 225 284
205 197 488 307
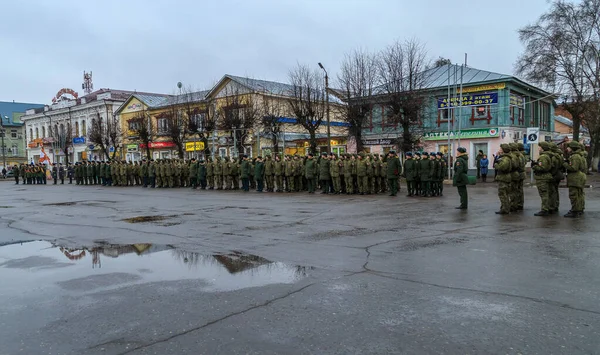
490 141 587 218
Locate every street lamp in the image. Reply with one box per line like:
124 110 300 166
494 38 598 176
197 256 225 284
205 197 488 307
318 62 331 154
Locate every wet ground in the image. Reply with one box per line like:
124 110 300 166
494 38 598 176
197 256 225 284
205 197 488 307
0 179 599 354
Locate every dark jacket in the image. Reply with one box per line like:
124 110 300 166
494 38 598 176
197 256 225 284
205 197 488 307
479 158 489 175
318 159 331 180
305 158 317 179
452 154 469 186
386 156 401 179
254 161 265 180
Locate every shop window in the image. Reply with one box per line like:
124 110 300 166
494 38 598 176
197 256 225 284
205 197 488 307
475 106 488 118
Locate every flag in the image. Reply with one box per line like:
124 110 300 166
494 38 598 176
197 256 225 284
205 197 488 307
39 146 51 164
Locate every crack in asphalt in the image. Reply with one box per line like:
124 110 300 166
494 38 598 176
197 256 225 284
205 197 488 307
113 282 316 355
367 271 600 316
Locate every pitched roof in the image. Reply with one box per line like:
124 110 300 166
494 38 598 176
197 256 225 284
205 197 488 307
133 93 173 108
157 90 210 108
554 114 588 132
422 64 512 89
0 101 45 126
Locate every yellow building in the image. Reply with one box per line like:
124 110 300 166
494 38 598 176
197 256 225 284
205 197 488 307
115 75 348 161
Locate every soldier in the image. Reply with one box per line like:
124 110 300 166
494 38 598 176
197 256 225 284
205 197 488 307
494 144 513 214
148 160 156 188
305 152 317 193
563 141 586 218
436 153 447 196
12 164 19 184
240 155 251 192
166 159 175 188
430 152 440 196
548 143 564 214
230 156 240 190
284 155 294 192
330 153 341 194
379 154 387 194
517 143 527 210
173 160 181 188
318 153 331 194
104 161 112 186
222 156 231 190
140 160 148 187
453 147 469 209
58 163 65 184
264 154 275 192
189 158 198 189
214 156 223 190
356 152 368 195
386 151 401 196
254 156 265 192
532 142 553 216
418 152 433 197
206 157 214 190
404 152 417 196
274 154 283 192
414 152 422 196
508 143 521 212
249 157 256 190
41 164 48 184
94 161 100 185
339 154 346 194
365 154 375 194
343 154 354 195
52 163 58 185
293 155 303 192
198 159 207 189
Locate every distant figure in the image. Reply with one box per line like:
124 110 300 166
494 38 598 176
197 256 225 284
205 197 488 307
475 150 484 179
1 167 6 179
480 155 489 182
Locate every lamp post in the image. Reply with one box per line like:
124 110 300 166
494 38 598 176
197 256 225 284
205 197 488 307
318 62 331 154
1 115 7 169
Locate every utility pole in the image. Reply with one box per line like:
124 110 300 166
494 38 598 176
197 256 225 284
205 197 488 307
1 115 6 169
318 62 331 154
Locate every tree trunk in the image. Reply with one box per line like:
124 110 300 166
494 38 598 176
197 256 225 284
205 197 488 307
401 122 412 153
354 129 363 154
309 130 317 154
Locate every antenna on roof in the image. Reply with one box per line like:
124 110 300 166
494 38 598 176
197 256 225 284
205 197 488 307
82 71 93 94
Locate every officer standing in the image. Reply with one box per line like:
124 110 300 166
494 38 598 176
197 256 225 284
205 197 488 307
532 142 553 216
453 147 468 209
563 141 587 218
494 144 513 214
386 151 401 196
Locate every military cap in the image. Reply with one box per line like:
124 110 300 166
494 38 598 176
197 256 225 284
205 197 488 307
429 152 435 156
308 152 314 157
358 152 366 157
568 141 581 149
500 144 511 152
517 143 525 151
422 152 429 157
436 152 443 156
405 152 412 157
539 141 550 150
457 147 467 153
508 143 518 151
321 152 327 156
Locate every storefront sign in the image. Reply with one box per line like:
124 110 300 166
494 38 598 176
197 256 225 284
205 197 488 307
438 93 498 108
361 138 395 146
140 142 177 149
423 128 499 141
52 88 78 103
510 92 525 107
127 103 142 111
185 142 205 151
127 144 139 152
459 83 506 94
72 137 86 144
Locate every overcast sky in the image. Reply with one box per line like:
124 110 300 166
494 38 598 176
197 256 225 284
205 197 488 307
1 0 551 104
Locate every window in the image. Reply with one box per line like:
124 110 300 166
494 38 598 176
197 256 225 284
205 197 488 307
35 128 39 139
191 112 207 131
475 106 488 118
157 118 169 133
128 120 141 131
42 126 46 138
12 145 18 156
11 129 17 138
75 122 79 136
219 147 227 158
29 128 33 141
540 102 550 130
81 120 86 136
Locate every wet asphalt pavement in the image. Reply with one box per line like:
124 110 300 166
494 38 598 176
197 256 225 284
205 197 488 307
0 179 599 355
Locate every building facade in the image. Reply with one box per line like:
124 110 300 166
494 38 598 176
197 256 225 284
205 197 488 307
0 101 45 168
361 64 555 169
21 89 139 164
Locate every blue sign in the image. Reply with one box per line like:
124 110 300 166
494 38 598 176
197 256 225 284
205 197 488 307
438 92 498 109
88 144 95 150
73 137 85 144
109 146 115 153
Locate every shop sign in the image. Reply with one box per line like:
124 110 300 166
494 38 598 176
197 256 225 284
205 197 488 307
127 103 142 111
185 142 205 151
362 138 395 146
510 93 525 107
459 83 506 94
72 137 86 144
127 144 139 152
423 128 499 141
437 93 498 109
140 142 177 149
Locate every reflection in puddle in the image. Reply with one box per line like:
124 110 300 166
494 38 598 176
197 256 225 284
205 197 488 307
0 241 309 295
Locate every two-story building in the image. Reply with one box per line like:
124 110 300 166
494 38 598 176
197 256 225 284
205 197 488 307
361 64 555 169
0 101 45 168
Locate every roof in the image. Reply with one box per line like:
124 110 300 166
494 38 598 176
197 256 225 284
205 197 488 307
133 93 173 108
0 101 45 126
554 114 588 132
208 75 345 105
157 90 210 108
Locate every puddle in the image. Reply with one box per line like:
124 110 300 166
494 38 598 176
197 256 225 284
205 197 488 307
122 216 169 223
0 241 308 296
0 206 14 208
43 202 77 206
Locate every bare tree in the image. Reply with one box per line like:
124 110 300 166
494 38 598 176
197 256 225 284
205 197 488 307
434 57 452 67
88 104 121 160
515 0 600 142
287 64 326 154
377 38 431 153
56 122 72 164
216 86 260 157
129 108 154 160
261 94 286 154
337 48 378 153
180 86 215 158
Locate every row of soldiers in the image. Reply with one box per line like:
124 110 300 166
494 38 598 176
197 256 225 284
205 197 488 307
403 152 448 197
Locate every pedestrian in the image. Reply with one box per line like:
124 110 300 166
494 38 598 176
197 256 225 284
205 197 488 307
480 154 489 182
13 165 20 184
318 152 331 194
532 142 553 216
563 141 587 218
198 159 207 189
58 163 65 184
240 155 251 192
476 150 484 179
254 156 265 192
453 147 469 210
1 167 6 179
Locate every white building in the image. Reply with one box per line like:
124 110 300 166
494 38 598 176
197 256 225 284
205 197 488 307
22 89 134 164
